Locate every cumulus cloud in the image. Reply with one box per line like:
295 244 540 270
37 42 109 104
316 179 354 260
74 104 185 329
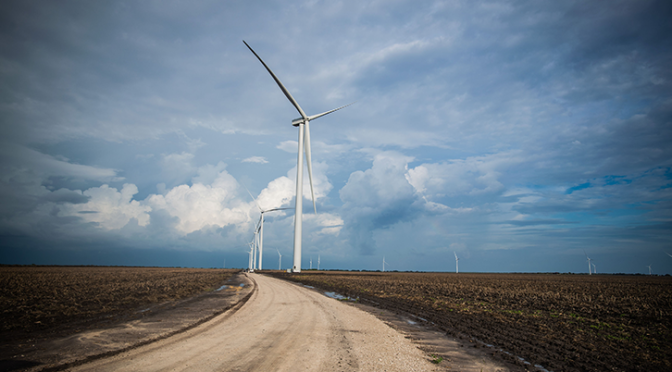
242 156 269 164
340 151 422 254
59 184 150 230
406 151 524 198
148 170 250 235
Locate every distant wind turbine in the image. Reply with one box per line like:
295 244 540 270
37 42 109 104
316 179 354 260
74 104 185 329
244 41 351 273
246 188 291 271
247 242 254 272
591 262 596 274
584 251 592 275
382 256 390 272
648 264 652 275
318 255 320 271
454 252 459 274
277 249 282 271
310 256 313 270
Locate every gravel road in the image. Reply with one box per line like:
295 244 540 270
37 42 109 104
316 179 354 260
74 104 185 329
69 273 442 372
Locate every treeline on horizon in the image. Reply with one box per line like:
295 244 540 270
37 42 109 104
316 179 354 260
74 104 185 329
0 264 669 276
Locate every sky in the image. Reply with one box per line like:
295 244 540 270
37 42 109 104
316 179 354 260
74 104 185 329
1 0 671 274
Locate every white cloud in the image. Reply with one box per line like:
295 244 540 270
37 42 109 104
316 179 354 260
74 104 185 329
406 151 523 198
305 212 344 236
148 170 250 235
277 141 297 153
242 156 269 164
340 151 415 207
60 184 151 230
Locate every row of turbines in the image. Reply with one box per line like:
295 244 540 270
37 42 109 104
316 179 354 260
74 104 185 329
243 41 350 273
378 251 671 274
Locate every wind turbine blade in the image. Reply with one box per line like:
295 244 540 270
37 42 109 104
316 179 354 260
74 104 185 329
265 207 293 213
306 102 355 121
244 187 262 212
304 122 317 214
243 41 307 120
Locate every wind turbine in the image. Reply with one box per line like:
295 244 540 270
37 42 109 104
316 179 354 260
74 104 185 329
247 242 254 272
277 249 282 271
310 256 313 270
454 252 459 274
584 251 592 275
318 255 320 271
648 264 652 275
382 256 390 272
244 41 351 273
591 262 596 274
253 226 260 270
246 189 291 271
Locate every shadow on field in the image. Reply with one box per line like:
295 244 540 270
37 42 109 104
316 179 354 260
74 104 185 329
0 359 42 372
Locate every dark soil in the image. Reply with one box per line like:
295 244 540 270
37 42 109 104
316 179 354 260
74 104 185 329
0 267 243 372
271 271 672 372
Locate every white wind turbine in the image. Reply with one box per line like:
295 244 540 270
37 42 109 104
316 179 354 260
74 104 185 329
318 255 320 271
382 256 390 272
244 41 351 273
454 252 459 274
277 249 282 271
246 189 291 271
591 262 596 274
648 264 652 275
247 242 254 272
584 251 592 275
253 226 260 270
310 256 313 270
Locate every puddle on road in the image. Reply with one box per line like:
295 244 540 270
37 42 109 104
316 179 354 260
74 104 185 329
217 283 245 291
324 291 358 302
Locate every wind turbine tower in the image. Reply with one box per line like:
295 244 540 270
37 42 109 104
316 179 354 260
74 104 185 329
277 249 282 271
648 264 652 275
310 256 313 270
246 189 290 271
382 256 390 272
454 252 459 274
318 255 320 270
584 251 592 275
244 41 351 273
247 243 254 272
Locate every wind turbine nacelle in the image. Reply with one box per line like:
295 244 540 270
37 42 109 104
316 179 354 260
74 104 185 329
292 117 306 127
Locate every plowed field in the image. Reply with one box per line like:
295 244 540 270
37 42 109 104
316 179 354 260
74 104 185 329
276 271 672 372
0 266 233 344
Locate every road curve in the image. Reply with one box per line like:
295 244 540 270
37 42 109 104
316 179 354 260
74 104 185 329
69 273 440 372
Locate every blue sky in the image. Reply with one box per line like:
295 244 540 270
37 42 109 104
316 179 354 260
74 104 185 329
1 0 671 274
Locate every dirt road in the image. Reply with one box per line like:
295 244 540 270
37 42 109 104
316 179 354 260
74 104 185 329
70 273 442 372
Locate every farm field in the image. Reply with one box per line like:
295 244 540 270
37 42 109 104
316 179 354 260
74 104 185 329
0 266 233 345
275 271 672 372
